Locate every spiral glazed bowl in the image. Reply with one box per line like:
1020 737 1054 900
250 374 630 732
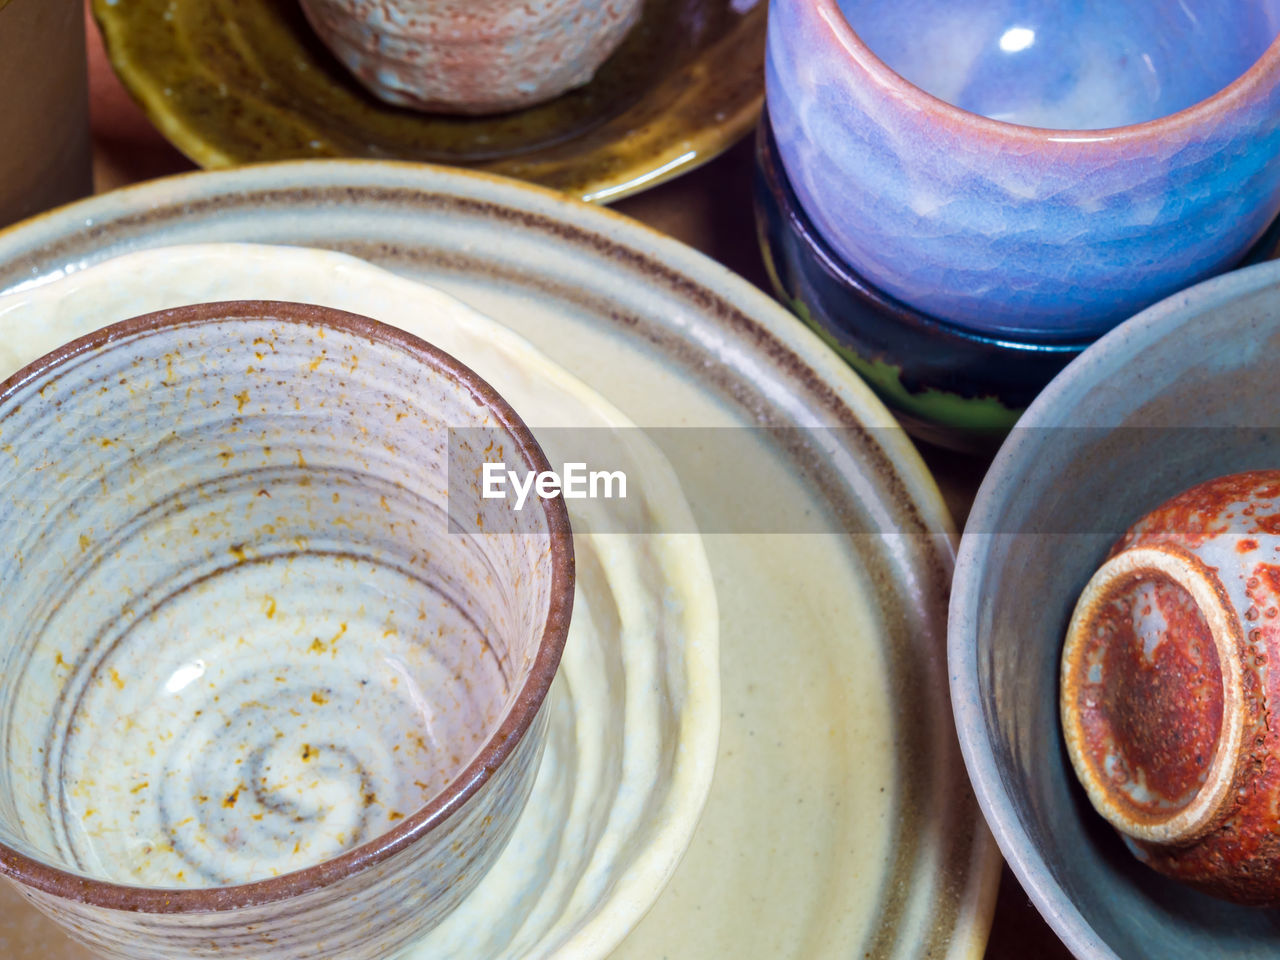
950 259 1280 957
766 0 1280 339
297 0 643 114
0 300 574 960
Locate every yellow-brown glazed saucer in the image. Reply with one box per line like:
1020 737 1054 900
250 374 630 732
91 0 764 202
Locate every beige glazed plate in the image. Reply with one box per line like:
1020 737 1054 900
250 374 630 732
0 162 998 958
0 243 722 960
92 0 764 202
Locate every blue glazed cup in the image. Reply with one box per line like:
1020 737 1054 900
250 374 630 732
766 0 1280 340
754 116 1280 452
754 118 1088 452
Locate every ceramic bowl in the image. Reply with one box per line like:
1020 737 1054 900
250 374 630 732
0 160 1000 960
89 0 765 203
951 258 1280 958
297 0 643 115
766 0 1280 339
1061 469 1280 906
754 117 1280 451
0 300 574 960
0 243 721 960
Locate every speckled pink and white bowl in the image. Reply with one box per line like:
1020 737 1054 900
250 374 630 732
0 300 574 960
297 0 643 115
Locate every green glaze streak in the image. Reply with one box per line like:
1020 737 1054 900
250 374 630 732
760 241 1021 433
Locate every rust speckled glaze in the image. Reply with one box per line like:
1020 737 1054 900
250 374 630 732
90 0 764 202
1062 469 1280 905
0 244 722 960
0 300 574 959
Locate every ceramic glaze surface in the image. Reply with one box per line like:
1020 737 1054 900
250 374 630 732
753 117 1086 451
92 0 765 202
1067 574 1224 820
0 164 999 960
844 0 1280 129
1062 471 1280 904
298 0 642 114
0 301 573 959
952 260 1280 957
0 245 721 960
766 0 1280 337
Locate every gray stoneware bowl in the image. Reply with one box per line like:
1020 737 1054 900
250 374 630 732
950 259 1280 959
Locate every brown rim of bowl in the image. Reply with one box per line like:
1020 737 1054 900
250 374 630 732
812 0 1280 142
0 298 575 913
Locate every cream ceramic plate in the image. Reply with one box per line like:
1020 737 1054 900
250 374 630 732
0 243 720 960
0 162 1000 959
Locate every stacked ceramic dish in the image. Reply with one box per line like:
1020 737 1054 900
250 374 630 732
0 164 998 960
950 256 1280 960
758 0 1280 450
90 0 765 203
0 249 721 960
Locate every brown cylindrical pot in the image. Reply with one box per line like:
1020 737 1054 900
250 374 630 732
0 0 92 228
